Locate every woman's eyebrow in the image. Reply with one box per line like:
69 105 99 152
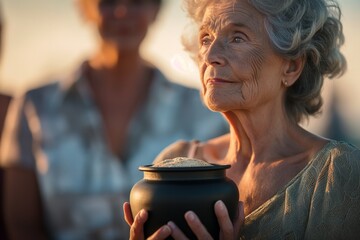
199 24 208 32
199 21 250 33
199 19 217 32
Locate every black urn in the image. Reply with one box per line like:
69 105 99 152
129 163 239 239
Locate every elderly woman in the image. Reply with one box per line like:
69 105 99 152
124 0 360 239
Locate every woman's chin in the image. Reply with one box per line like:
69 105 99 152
203 91 235 112
205 101 229 113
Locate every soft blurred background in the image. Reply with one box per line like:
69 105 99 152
0 0 359 146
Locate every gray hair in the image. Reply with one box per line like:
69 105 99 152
183 0 346 123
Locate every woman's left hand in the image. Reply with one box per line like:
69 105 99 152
123 202 172 240
168 200 245 240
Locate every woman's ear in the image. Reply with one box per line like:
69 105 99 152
282 56 305 86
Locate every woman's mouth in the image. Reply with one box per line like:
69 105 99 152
207 78 233 84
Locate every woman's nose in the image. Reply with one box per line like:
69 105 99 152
203 39 226 66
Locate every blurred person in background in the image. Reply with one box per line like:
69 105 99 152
0 0 228 239
0 2 11 239
0 95 10 144
0 1 10 144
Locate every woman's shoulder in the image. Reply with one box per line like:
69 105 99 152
325 141 360 165
9 81 63 114
315 140 360 190
333 141 360 170
313 140 360 170
307 141 360 237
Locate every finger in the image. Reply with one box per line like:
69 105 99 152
214 200 233 239
123 202 134 226
129 209 148 240
167 221 189 240
232 202 245 239
147 225 172 240
185 211 213 240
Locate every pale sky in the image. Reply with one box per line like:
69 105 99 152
0 0 359 141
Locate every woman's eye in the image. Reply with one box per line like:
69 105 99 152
233 36 244 43
201 36 212 46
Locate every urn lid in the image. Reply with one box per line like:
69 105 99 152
139 163 231 181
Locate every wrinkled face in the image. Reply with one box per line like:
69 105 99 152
82 0 159 51
198 0 286 113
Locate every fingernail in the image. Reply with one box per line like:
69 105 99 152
161 225 171 235
216 200 226 210
186 211 195 221
139 209 146 218
167 221 175 229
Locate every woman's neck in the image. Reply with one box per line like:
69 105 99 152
222 108 315 166
85 41 152 107
89 41 144 81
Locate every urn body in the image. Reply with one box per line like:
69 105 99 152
129 164 239 239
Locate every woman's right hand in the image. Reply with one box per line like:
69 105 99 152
166 201 244 240
123 202 172 240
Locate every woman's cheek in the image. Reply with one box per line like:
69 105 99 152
199 64 207 93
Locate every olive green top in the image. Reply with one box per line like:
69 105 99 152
241 141 360 239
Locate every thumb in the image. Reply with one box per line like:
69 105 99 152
123 202 134 226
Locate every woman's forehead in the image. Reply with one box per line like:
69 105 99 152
83 0 158 4
200 1 263 31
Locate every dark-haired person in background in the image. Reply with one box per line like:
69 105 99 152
0 2 11 143
0 2 11 239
